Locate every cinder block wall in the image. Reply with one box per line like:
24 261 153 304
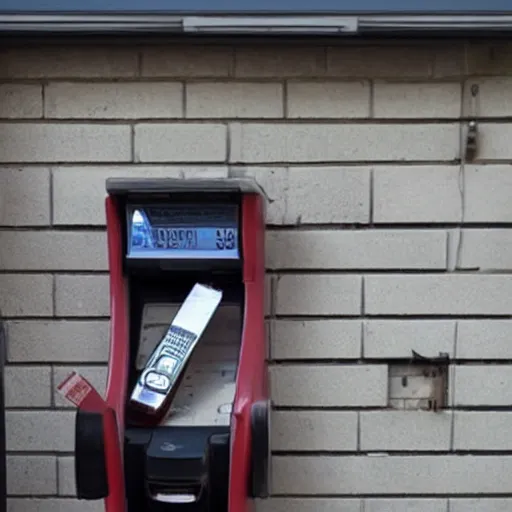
1 40 512 512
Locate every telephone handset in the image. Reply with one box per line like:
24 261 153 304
129 283 223 421
141 325 199 394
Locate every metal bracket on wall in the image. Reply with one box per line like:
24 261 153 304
464 84 480 162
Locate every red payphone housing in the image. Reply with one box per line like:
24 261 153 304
62 178 270 512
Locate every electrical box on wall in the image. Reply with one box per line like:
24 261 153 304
388 357 449 412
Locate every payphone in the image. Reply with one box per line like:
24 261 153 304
58 178 270 512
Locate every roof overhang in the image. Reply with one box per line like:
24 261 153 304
1 0 512 36
2 13 512 36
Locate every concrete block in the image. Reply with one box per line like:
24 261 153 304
287 81 370 118
55 275 109 317
45 82 183 119
364 320 456 359
365 499 448 512
432 44 465 78
53 366 107 407
6 411 74 451
0 84 42 118
134 124 226 162
365 275 512 316
476 123 512 160
465 165 512 222
235 46 325 77
0 231 107 271
7 499 103 512
0 274 52 316
4 366 52 407
446 229 462 271
0 167 50 226
271 411 358 451
272 455 512 494
57 457 75 496
0 123 131 163
457 320 512 359
458 229 512 270
360 411 452 451
265 322 272 361
7 456 56 495
374 82 461 118
326 46 432 77
230 123 459 163
454 366 512 406
270 364 387 406
265 274 272 316
187 82 283 118
241 167 287 224
0 46 138 78
267 230 447 270
142 45 234 77
52 166 228 225
255 498 361 512
454 412 512 450
450 498 512 512
275 275 362 315
448 365 456 407
463 78 512 117
466 42 512 75
243 167 370 225
373 166 462 223
7 320 109 363
271 319 361 360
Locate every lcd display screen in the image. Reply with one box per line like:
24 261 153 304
127 204 239 260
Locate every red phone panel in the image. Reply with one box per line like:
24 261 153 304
104 196 130 512
229 193 268 512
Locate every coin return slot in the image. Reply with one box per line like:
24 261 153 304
148 484 201 504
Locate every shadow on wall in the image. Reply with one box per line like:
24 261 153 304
0 318 6 512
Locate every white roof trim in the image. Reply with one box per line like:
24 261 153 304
1 13 512 34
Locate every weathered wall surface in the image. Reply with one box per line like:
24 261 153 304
1 40 512 511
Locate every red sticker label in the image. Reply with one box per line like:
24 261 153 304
57 372 93 407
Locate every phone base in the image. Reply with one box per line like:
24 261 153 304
132 426 230 512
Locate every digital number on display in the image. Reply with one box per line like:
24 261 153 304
128 206 239 259
151 227 236 251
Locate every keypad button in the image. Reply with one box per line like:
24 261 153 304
155 356 178 376
144 371 171 392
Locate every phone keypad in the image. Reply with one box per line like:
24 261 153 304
142 326 199 395
160 326 198 360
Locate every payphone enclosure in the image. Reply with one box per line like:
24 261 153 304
71 178 270 512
